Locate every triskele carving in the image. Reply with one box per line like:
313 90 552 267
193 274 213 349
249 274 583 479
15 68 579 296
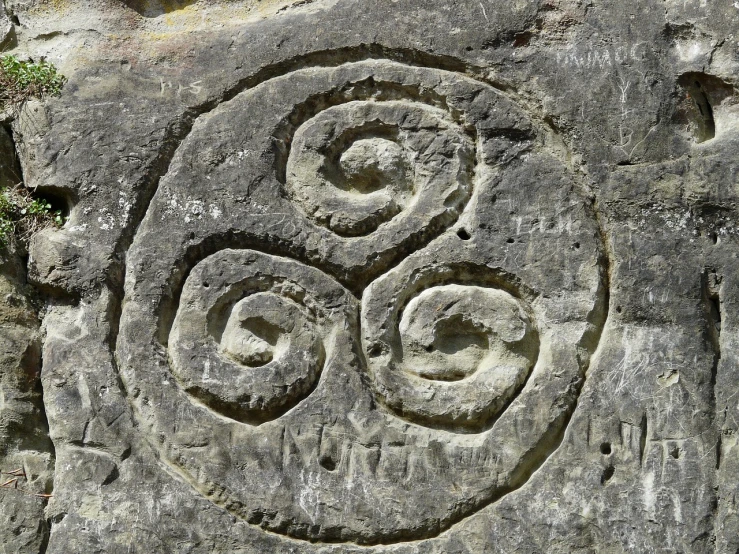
117 58 607 544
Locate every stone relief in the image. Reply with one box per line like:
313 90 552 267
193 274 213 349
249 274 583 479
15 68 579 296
116 60 608 543
3 0 737 551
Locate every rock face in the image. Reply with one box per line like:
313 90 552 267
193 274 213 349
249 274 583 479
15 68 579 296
0 0 738 552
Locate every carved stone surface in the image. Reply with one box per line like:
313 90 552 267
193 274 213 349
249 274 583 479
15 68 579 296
1 0 739 552
111 58 605 543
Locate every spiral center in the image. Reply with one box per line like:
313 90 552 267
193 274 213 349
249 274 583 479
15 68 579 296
339 138 408 195
399 285 534 382
219 293 292 368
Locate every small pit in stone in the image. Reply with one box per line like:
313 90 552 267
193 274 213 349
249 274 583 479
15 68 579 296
367 343 383 358
457 228 471 240
319 456 337 472
676 72 735 143
600 442 612 455
669 445 681 459
600 465 615 485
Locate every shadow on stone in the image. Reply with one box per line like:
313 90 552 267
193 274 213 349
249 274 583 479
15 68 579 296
121 0 199 18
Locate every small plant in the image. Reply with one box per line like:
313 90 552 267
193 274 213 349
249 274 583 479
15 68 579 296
0 185 65 246
0 54 66 111
0 55 67 246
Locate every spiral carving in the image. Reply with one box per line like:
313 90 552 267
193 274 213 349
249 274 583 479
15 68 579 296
286 100 474 237
168 250 340 423
362 280 538 431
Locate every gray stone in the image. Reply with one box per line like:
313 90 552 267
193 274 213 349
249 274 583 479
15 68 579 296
0 2 13 51
0 125 21 189
0 0 737 552
0 245 53 553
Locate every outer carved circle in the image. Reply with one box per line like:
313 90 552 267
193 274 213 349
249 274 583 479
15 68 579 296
117 59 607 545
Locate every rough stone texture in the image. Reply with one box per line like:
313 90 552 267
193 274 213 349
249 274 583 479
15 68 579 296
0 242 53 551
0 1 13 51
0 0 739 552
0 126 21 188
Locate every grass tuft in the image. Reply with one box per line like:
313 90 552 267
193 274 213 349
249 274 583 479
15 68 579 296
0 55 67 246
0 54 66 111
0 185 65 246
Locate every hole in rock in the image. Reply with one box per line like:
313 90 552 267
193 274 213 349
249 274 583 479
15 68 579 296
457 228 471 240
32 187 70 217
506 237 515 244
600 442 612 455
512 32 532 47
600 465 615 485
122 0 198 17
710 232 718 244
573 242 580 249
669 445 681 459
319 456 337 472
23 187 72 231
616 306 622 314
676 72 734 142
367 343 383 358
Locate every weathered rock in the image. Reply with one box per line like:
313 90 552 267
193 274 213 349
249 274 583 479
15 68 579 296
0 0 738 552
0 1 14 51
0 244 53 552
0 125 20 188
